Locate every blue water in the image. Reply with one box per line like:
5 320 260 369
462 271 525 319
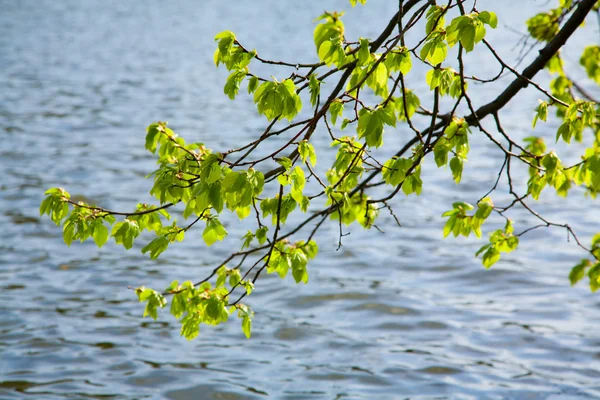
1 1 600 399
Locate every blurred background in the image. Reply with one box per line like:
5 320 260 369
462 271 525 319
1 0 599 398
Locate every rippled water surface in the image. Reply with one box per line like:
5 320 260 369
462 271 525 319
1 1 600 399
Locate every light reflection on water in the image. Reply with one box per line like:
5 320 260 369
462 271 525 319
1 0 600 398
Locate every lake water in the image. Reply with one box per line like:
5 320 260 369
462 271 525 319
1 1 600 399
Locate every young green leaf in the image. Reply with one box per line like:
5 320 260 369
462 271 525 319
112 219 140 250
532 100 548 128
308 74 321 106
329 100 344 126
203 218 228 246
92 220 109 247
299 140 317 167
141 235 170 259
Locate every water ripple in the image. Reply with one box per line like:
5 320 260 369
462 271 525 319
1 0 600 399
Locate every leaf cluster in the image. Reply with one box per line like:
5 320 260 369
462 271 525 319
39 0 600 341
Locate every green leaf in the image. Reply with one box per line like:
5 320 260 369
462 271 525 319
462 24 477 52
527 10 559 41
396 90 420 121
425 5 446 34
478 11 498 28
475 197 494 220
224 70 247 100
400 165 423 196
569 259 589 286
275 253 291 278
290 166 306 205
241 280 255 295
425 69 439 91
141 235 170 259
443 215 456 238
203 218 228 246
482 246 500 268
308 74 321 106
41 188 71 225
433 139 451 167
171 291 188 319
356 107 394 148
349 0 366 6
318 40 346 67
180 314 200 340
385 47 412 75
545 54 563 74
214 30 235 42
291 249 309 284
206 162 221 184
299 140 317 167
209 182 223 213
279 79 302 121
145 124 161 153
136 288 167 320
358 37 370 65
242 315 252 339
542 151 560 178
247 76 259 94
426 68 456 95
449 157 463 183
580 46 600 84
365 60 389 97
112 219 140 250
256 226 268 244
452 202 474 211
39 196 53 217
329 100 344 126
313 12 345 53
528 174 546 200
532 101 548 128
221 171 241 192
216 267 228 287
446 14 489 52
205 297 226 322
588 263 600 292
420 33 447 65
229 269 242 288
92 221 109 247
236 205 251 220
275 157 293 171
504 219 514 235
382 157 411 186
213 30 253 71
63 220 75 246
475 243 491 257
